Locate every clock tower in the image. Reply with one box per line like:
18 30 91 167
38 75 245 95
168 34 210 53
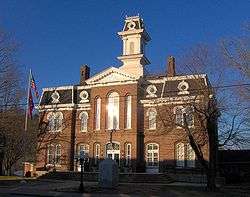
117 16 151 78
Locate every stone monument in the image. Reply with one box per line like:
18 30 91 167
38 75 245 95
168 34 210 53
98 158 118 188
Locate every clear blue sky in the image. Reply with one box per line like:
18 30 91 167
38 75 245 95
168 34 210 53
0 0 249 91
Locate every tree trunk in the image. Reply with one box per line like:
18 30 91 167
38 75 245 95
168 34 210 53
206 116 218 191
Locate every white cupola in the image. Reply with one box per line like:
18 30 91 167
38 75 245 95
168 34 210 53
117 15 151 78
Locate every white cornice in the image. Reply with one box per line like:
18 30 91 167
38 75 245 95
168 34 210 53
38 103 75 110
140 95 203 106
43 86 74 91
147 74 207 83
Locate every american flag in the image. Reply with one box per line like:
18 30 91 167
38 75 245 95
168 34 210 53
28 89 34 118
30 72 39 98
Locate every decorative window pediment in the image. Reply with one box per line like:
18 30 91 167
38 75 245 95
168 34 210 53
177 80 189 95
51 91 60 103
79 90 89 103
146 85 157 98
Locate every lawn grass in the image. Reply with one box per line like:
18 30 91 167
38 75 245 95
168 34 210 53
0 176 22 180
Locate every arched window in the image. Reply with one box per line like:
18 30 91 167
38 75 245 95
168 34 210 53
129 42 134 54
186 144 195 168
147 108 157 130
79 111 88 132
176 142 185 168
106 142 120 165
146 143 159 167
78 144 89 156
125 95 132 129
95 97 101 130
125 143 132 166
107 92 119 130
77 144 89 171
47 112 63 132
94 144 100 165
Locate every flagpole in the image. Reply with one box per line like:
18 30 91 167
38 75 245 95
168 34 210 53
24 69 31 132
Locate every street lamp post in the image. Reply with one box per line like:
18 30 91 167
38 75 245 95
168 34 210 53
79 150 85 193
0 133 6 176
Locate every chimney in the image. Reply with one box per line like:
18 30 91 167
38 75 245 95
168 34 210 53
80 65 90 85
167 56 176 77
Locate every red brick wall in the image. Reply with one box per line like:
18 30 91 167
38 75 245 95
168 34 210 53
36 82 209 172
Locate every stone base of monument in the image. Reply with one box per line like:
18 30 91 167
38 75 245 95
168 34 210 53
98 159 119 188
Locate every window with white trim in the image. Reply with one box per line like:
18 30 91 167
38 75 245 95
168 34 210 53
95 97 101 130
147 108 157 130
176 142 185 168
175 106 183 126
184 106 194 127
125 95 132 129
47 112 63 132
146 143 159 167
125 143 131 166
78 144 89 157
94 144 100 165
47 145 54 164
80 111 88 132
55 144 61 164
47 144 61 165
186 144 195 168
174 106 194 127
107 92 119 130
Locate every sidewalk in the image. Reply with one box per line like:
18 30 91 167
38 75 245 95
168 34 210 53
0 179 248 197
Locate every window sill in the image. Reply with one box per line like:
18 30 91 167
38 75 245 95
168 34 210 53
46 164 62 167
147 128 156 131
105 129 120 132
48 130 62 133
80 131 88 133
124 128 132 131
176 125 194 129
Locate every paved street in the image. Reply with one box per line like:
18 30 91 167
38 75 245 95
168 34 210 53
0 179 250 197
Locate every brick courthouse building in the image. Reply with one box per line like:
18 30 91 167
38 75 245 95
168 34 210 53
36 16 210 173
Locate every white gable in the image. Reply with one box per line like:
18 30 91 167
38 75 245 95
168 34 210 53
85 67 137 85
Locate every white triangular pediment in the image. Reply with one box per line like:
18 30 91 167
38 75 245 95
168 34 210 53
85 67 137 85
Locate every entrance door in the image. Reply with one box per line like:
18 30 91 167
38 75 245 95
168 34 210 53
106 143 120 165
146 143 159 173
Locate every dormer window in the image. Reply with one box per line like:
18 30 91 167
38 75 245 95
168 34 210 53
51 91 60 103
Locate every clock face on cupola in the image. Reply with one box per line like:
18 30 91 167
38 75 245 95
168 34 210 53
117 15 151 78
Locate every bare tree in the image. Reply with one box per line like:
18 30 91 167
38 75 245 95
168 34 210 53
0 27 27 175
33 106 76 172
152 37 249 190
